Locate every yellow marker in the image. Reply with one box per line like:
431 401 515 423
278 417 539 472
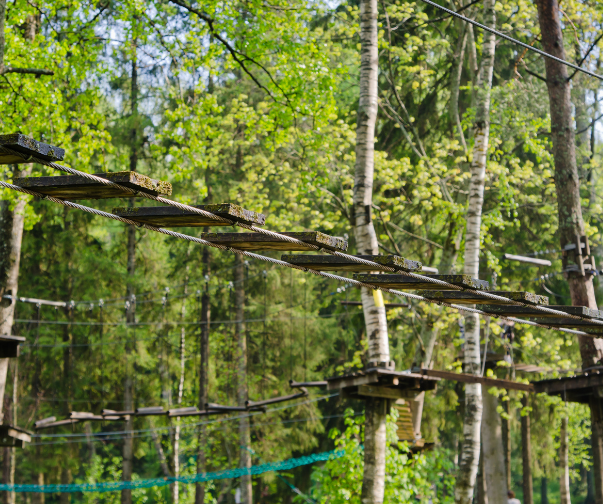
372 289 385 308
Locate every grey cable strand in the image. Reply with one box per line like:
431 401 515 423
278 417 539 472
419 0 603 81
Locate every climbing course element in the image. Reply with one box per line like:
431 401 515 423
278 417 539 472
0 134 65 164
282 254 421 272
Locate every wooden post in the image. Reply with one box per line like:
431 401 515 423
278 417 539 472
502 399 512 490
560 416 571 504
535 1 603 498
482 389 508 504
521 396 533 504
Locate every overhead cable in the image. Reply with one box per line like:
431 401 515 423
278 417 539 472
419 0 603 81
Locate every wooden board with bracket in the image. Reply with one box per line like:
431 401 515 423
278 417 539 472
15 171 172 200
282 255 421 272
112 203 266 228
191 231 348 251
0 335 25 358
353 274 490 291
0 425 32 447
418 291 548 306
0 133 65 164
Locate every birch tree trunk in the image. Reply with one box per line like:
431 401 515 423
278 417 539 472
535 1 603 498
521 396 533 504
482 390 508 504
354 2 391 503
455 1 496 502
235 256 252 504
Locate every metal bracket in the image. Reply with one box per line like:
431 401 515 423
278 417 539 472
562 235 595 278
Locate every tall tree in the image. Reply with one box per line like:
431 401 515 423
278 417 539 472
535 0 603 498
521 396 534 504
354 1 391 503
455 0 500 502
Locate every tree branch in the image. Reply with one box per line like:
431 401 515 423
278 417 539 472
0 66 53 76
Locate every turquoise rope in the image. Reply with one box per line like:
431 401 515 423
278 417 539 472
0 449 343 493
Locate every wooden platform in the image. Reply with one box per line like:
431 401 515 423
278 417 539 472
0 425 32 447
14 171 172 200
326 368 439 400
0 335 25 358
533 371 603 403
418 291 548 306
191 231 347 251
353 274 489 291
282 255 421 272
0 133 65 164
112 204 266 228
417 368 534 392
481 305 601 319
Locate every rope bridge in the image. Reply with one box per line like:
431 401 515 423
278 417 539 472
0 449 344 493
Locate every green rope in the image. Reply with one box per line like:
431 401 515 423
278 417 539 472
1 449 343 493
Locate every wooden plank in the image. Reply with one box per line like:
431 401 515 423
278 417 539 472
481 305 601 319
533 372 603 394
354 274 490 291
0 133 65 164
420 369 535 392
418 291 548 306
188 231 347 251
523 318 603 328
353 385 420 400
326 371 379 390
341 301 409 308
282 255 422 272
112 204 266 228
0 425 32 447
14 171 172 200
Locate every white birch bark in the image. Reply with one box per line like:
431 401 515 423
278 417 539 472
560 416 571 504
354 2 390 503
482 390 508 504
455 1 496 502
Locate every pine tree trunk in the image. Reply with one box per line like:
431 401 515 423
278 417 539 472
560 416 571 504
535 1 603 498
541 477 549 504
196 248 211 504
482 390 508 504
235 256 252 504
521 396 533 504
354 2 391 503
450 20 467 150
455 1 496 502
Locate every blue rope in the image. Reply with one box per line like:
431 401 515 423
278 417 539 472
0 449 343 493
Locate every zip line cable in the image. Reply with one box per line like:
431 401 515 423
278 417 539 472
419 0 603 81
2 149 603 338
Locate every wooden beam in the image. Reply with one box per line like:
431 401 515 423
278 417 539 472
354 274 490 291
282 254 422 272
0 133 65 164
533 371 603 394
14 171 172 200
481 305 601 319
326 371 380 390
419 368 535 392
340 301 409 308
0 334 25 358
354 384 421 400
112 203 266 228
419 291 548 306
190 231 347 251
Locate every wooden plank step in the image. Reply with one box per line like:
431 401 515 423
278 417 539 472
418 291 548 306
282 255 421 272
0 133 65 164
481 305 601 319
0 335 25 358
14 171 172 200
112 204 266 228
526 318 603 328
192 232 347 251
0 425 32 447
353 274 489 291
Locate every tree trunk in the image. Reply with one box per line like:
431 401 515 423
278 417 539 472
455 1 496 502
235 256 252 504
560 416 571 504
195 248 211 504
354 2 391 504
541 477 549 504
0 165 31 420
173 276 188 504
122 37 138 504
450 21 467 150
502 400 511 490
482 390 508 504
477 446 488 504
535 1 603 498
521 396 533 504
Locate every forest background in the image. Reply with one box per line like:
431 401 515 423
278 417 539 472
0 0 601 502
